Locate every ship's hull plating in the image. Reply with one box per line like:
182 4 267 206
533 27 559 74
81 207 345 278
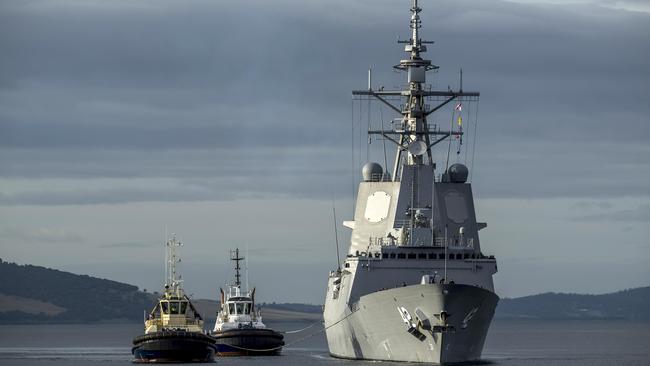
131 331 216 363
211 328 284 356
325 283 498 364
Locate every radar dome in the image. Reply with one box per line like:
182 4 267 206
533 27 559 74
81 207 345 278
448 163 469 183
362 162 383 182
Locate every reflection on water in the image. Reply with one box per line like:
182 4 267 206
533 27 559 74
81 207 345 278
0 320 649 365
0 347 131 361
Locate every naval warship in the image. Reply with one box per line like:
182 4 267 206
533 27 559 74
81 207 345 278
323 1 499 364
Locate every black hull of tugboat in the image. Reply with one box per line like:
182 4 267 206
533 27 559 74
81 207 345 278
211 328 284 356
132 331 216 363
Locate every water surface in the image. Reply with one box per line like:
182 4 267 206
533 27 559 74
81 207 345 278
1 320 648 365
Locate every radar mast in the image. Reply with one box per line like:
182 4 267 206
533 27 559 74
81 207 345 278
353 0 479 180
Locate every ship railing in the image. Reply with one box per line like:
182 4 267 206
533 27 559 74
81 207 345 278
393 219 432 229
145 317 203 327
369 236 397 247
370 231 474 249
389 120 441 133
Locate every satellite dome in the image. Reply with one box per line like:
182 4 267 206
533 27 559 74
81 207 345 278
448 163 469 183
362 162 383 182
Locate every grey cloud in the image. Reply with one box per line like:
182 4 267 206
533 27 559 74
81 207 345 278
0 0 649 205
571 201 614 210
100 242 154 248
0 227 85 244
570 203 650 222
0 186 225 206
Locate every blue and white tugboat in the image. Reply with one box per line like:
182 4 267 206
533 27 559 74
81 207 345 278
132 235 216 363
210 249 284 356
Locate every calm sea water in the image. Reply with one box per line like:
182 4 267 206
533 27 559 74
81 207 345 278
0 320 648 365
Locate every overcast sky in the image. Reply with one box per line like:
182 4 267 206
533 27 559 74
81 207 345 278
0 0 649 304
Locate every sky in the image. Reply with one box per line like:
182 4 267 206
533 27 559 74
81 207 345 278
0 0 649 304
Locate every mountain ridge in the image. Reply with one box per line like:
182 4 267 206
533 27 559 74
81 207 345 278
496 286 650 320
1 259 648 323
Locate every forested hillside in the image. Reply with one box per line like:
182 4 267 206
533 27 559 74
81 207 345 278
496 287 650 320
0 259 155 323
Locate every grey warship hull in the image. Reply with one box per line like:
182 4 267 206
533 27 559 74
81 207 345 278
326 283 498 363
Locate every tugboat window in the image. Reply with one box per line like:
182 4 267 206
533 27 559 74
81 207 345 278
236 303 244 315
180 301 188 315
228 303 235 315
244 303 251 315
170 301 180 314
161 301 169 315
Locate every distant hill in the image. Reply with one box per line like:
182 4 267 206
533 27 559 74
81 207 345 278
0 260 156 323
259 302 322 314
495 287 650 320
192 300 322 323
2 259 649 323
0 260 321 324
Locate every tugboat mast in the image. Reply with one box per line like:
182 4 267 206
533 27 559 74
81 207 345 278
230 248 244 288
165 234 183 295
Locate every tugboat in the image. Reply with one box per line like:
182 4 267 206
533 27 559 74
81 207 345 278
132 235 216 363
210 249 284 356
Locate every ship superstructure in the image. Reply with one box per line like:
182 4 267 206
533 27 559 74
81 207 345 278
323 1 499 364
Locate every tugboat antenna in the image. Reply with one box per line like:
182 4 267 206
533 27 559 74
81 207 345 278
245 245 250 292
231 248 244 288
166 234 183 294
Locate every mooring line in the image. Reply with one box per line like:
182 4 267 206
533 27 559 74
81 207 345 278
215 309 358 353
282 321 320 334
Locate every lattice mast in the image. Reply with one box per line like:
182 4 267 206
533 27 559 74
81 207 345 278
165 234 183 295
230 248 244 288
353 0 479 180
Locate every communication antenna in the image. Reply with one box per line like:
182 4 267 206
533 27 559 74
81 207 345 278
245 244 250 292
230 248 244 288
444 225 448 282
164 225 168 286
332 199 341 271
166 233 182 293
